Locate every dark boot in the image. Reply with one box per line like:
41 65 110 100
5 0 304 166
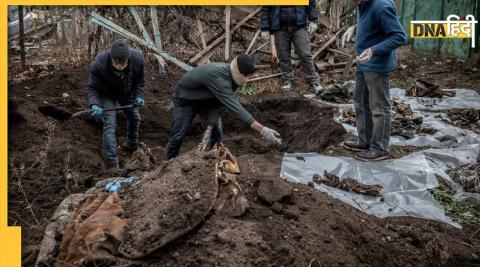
342 141 369 152
355 150 390 162
122 142 138 152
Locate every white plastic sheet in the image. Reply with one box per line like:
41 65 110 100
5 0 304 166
281 144 480 228
294 88 480 226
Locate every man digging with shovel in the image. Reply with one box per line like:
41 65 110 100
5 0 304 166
86 39 145 170
341 0 407 161
165 53 282 160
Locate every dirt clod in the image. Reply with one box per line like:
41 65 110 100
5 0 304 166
257 179 294 205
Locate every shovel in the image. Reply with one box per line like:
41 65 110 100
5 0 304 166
38 104 137 122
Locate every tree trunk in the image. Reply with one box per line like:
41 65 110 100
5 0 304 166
18 5 26 70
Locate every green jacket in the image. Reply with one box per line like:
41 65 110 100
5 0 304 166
174 63 255 125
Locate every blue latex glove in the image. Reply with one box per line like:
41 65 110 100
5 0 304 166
105 176 135 192
90 104 103 119
135 98 145 107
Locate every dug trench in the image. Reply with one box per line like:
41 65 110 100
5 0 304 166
8 66 480 266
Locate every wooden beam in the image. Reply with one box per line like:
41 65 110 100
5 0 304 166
150 6 166 74
196 18 210 64
248 41 269 55
189 7 261 64
130 7 167 73
312 27 345 60
247 73 282 83
225 6 231 61
91 12 193 71
327 48 350 57
246 29 260 54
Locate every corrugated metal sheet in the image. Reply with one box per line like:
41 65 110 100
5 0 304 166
400 0 479 58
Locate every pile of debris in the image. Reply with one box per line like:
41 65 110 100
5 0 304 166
406 79 456 98
317 80 354 103
312 171 383 197
445 109 480 134
448 162 480 194
35 144 247 266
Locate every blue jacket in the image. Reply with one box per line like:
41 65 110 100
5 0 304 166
260 1 318 31
356 0 407 72
86 48 145 107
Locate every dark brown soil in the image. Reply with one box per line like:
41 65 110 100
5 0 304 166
120 150 219 258
8 58 480 266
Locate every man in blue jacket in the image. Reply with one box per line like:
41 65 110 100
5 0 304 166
342 0 407 161
86 39 145 169
260 1 322 93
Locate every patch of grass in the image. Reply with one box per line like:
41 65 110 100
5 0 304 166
430 176 480 225
237 85 256 96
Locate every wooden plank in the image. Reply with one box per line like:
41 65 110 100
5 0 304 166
197 19 207 49
150 7 163 50
196 18 210 64
91 12 193 71
225 6 231 61
248 41 269 55
130 7 166 72
312 27 344 59
150 6 166 74
247 73 282 83
246 29 260 54
197 49 215 65
189 7 261 64
327 48 350 57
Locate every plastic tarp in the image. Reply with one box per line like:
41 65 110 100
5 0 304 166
307 88 480 148
281 144 480 228
295 87 480 227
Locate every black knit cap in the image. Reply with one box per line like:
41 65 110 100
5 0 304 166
236 53 255 75
110 39 130 62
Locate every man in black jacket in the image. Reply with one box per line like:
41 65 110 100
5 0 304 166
260 1 322 93
165 53 282 160
86 39 145 169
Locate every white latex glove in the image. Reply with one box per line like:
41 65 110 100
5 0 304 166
260 127 282 145
307 21 318 33
356 48 373 63
261 31 270 41
341 25 357 48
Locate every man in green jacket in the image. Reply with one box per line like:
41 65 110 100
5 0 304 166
165 53 282 159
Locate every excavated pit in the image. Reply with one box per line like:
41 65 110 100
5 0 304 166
10 67 479 266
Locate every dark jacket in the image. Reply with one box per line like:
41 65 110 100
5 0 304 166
174 63 255 126
260 1 318 31
356 0 407 72
86 48 145 107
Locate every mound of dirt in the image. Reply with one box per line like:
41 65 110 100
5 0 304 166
119 150 219 258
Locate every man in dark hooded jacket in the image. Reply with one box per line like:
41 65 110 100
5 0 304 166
86 39 145 169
